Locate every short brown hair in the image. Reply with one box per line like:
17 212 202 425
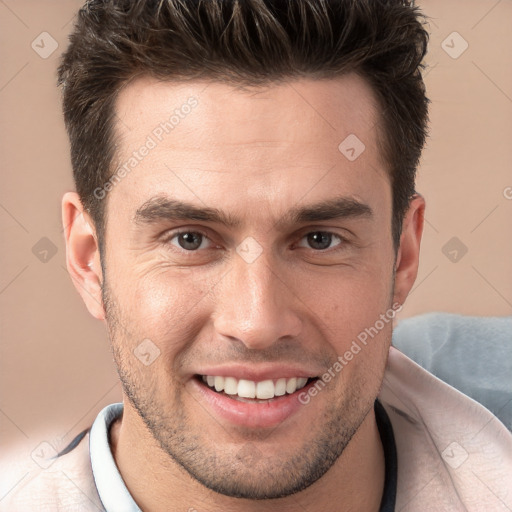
58 0 429 251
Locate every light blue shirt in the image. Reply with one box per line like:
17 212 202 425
89 403 141 512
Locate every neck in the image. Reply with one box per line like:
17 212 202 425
110 403 385 512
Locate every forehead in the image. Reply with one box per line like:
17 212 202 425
109 74 389 221
114 73 381 145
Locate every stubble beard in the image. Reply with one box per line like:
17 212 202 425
101 274 386 500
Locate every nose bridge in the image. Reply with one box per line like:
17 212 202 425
213 250 302 349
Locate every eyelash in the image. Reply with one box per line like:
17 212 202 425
163 229 348 254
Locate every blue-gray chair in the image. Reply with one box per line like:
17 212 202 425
392 313 512 432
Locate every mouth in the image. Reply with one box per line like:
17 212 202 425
195 374 318 403
191 372 321 428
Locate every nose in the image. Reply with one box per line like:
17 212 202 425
212 251 303 350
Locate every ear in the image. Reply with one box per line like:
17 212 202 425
62 192 105 320
393 193 425 306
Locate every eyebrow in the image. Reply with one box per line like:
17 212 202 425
133 195 373 230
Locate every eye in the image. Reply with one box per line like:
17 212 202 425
163 229 346 254
297 231 344 251
168 230 213 251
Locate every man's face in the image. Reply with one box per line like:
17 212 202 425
100 74 397 498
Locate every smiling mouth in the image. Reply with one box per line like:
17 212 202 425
195 374 318 403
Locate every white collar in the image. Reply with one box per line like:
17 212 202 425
89 402 140 512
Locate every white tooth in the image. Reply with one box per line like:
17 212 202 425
256 380 275 399
238 379 256 398
214 376 225 392
286 377 297 394
206 375 215 387
296 377 308 389
275 378 287 396
224 377 238 395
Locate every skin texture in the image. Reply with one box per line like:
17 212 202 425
62 73 425 512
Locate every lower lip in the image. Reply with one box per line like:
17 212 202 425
191 377 316 429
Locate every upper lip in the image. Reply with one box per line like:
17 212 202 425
193 364 320 382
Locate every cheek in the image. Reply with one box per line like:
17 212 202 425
302 261 394 383
306 261 393 328
123 267 218 352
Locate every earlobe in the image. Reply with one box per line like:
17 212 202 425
62 192 105 320
393 194 425 306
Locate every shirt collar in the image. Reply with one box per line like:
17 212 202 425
89 402 141 512
89 401 396 512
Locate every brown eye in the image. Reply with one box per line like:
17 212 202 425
169 231 211 251
298 232 343 251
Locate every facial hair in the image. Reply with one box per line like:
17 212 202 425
100 272 388 500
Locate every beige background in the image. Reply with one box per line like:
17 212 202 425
1 0 511 499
